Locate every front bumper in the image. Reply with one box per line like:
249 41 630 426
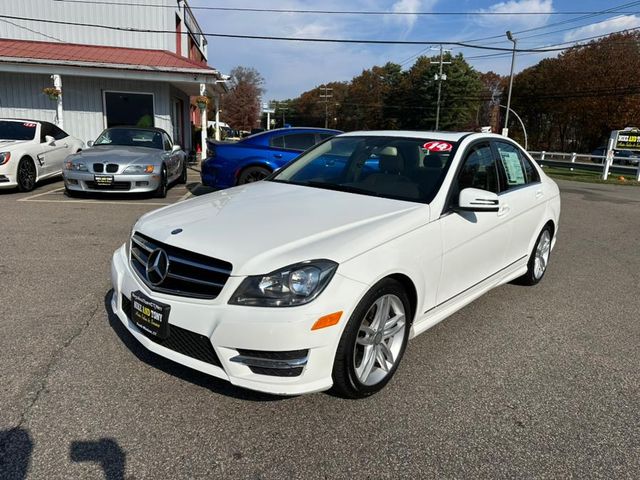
110 245 367 395
64 171 161 193
0 165 16 189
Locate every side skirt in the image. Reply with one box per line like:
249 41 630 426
409 255 528 339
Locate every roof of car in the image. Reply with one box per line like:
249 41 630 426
338 130 472 141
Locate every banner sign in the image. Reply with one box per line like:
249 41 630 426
615 129 640 151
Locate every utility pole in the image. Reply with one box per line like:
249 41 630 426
431 45 451 131
320 85 333 129
504 30 517 137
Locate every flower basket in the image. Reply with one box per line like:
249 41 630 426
42 87 61 101
195 95 209 111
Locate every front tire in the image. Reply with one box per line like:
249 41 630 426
237 166 270 185
515 225 553 286
332 279 411 399
155 165 168 198
17 157 37 192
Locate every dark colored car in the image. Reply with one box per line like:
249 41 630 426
201 127 342 188
590 147 640 166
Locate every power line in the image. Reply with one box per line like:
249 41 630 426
397 1 640 68
0 18 63 42
49 1 640 16
0 13 625 53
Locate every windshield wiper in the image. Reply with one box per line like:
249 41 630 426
303 181 380 196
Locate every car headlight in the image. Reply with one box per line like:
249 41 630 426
64 160 87 171
0 152 11 166
123 165 155 174
229 260 338 307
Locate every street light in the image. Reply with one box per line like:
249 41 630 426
503 30 517 137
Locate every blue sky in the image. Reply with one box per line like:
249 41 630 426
196 0 640 100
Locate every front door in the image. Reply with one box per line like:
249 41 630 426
437 142 512 304
38 122 72 176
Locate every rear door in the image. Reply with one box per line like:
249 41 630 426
437 141 512 304
492 140 546 264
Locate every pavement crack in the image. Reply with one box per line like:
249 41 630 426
16 294 102 429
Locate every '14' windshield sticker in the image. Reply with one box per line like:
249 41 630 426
423 141 452 152
23 123 37 128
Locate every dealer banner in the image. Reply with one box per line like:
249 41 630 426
615 129 640 151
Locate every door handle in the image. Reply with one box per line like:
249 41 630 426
497 204 511 217
535 189 544 199
274 154 283 159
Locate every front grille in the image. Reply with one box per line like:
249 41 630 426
130 232 232 299
93 163 103 173
121 295 221 367
85 181 131 191
106 163 119 173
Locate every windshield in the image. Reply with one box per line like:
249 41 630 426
271 135 457 203
94 128 164 149
0 121 37 141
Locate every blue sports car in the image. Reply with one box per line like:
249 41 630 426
201 127 342 188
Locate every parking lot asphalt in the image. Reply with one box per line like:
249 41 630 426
0 175 638 479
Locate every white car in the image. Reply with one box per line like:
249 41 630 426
0 119 83 191
110 131 561 398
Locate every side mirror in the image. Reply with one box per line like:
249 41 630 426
458 188 499 212
45 135 55 145
87 140 94 147
171 144 181 153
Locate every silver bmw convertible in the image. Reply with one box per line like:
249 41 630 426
63 126 187 197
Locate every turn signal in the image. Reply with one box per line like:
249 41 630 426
311 311 342 331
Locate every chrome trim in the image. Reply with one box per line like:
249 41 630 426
167 255 232 275
166 272 225 288
230 354 309 370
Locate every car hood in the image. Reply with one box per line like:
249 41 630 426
75 145 159 164
135 181 430 276
0 139 32 149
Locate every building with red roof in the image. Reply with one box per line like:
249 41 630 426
0 0 227 153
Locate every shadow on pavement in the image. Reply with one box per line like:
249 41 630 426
186 181 217 196
0 428 32 480
69 438 125 480
104 291 290 402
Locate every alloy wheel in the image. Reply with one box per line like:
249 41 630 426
353 294 406 386
534 230 551 280
18 159 36 191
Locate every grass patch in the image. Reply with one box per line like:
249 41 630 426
542 166 640 186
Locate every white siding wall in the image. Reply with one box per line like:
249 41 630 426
0 73 173 143
0 0 175 52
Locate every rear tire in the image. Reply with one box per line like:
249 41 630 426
332 278 411 399
178 161 187 184
515 225 553 286
155 165 168 198
17 157 37 192
237 166 270 185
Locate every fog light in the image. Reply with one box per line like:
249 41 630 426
136 181 149 186
66 178 78 185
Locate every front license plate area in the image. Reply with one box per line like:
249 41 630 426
94 174 114 185
130 291 170 339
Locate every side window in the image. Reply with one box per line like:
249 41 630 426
50 124 68 140
163 133 172 150
283 133 317 151
270 135 285 148
494 142 539 189
457 143 499 194
40 122 53 143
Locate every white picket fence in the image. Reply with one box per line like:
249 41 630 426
528 151 640 181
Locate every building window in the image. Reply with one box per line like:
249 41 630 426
104 92 154 128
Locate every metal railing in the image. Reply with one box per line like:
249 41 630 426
528 151 640 181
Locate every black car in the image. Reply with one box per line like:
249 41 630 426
590 147 640 166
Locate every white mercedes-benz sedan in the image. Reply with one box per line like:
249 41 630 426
110 131 561 398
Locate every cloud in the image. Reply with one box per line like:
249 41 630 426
476 0 554 29
389 0 438 31
563 15 640 43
